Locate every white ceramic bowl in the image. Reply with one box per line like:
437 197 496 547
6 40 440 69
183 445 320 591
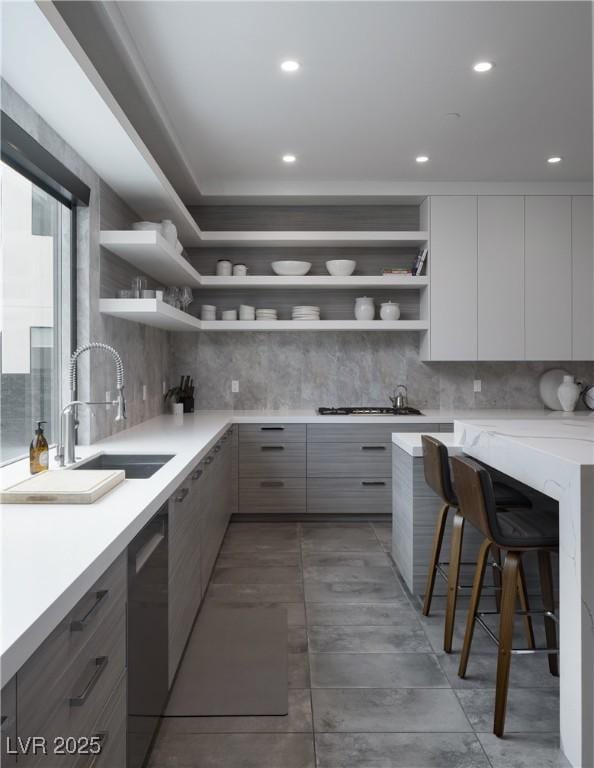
326 259 356 276
132 221 162 233
271 260 312 276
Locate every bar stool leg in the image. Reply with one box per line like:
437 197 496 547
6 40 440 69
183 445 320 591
494 550 521 737
537 550 559 677
444 512 465 653
516 558 536 650
458 538 492 678
422 503 450 616
491 545 502 613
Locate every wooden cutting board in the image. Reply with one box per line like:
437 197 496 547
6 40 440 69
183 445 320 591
1 470 125 504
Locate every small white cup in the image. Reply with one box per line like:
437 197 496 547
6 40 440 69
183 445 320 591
173 402 184 416
233 264 248 276
222 309 238 321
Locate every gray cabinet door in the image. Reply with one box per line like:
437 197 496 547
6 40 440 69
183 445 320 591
239 479 307 515
478 196 525 360
429 196 478 360
239 424 306 443
525 196 572 360
168 472 201 684
572 196 594 360
1 677 16 766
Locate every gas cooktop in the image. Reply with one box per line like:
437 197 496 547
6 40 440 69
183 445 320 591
317 406 424 416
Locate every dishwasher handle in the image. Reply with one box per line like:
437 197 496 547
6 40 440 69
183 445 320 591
135 532 165 574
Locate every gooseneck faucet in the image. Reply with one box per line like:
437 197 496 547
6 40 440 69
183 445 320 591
57 343 126 466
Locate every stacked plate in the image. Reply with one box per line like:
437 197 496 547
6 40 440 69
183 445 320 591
256 308 278 321
292 305 321 321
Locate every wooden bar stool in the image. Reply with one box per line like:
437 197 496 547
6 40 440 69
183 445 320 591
451 455 559 737
420 436 533 654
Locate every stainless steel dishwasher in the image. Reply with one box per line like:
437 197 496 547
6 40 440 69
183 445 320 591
127 505 169 768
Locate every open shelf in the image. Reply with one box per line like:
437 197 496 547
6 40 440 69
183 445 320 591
198 275 428 290
100 231 201 287
199 320 429 331
100 298 201 331
196 231 429 247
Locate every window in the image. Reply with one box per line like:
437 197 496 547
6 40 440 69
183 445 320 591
1 161 73 463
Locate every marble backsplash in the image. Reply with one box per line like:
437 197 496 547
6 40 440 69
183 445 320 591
170 331 594 412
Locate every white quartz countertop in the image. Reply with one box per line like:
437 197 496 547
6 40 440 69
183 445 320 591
392 432 464 456
0 406 587 686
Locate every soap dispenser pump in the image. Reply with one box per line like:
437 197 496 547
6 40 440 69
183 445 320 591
30 421 49 474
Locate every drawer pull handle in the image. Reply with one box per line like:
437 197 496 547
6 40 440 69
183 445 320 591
87 732 108 768
70 590 109 632
261 445 285 451
0 716 7 727
204 456 213 465
261 481 285 488
361 446 386 451
361 481 387 486
214 444 222 452
192 469 203 481
260 426 285 431
174 487 189 503
69 657 108 707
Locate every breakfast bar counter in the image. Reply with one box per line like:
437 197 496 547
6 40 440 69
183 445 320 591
454 417 594 768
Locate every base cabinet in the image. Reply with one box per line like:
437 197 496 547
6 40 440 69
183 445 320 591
236 422 442 515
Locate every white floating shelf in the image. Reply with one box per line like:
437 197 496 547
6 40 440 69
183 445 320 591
200 320 429 332
199 275 429 290
100 298 201 331
100 230 201 287
197 230 429 247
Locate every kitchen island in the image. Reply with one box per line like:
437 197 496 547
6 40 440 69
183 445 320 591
392 414 594 768
455 417 594 768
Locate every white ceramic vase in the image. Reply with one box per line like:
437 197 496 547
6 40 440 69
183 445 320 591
557 375 580 412
355 297 375 321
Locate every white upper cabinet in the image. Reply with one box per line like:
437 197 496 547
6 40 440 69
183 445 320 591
477 196 525 360
429 196 478 360
524 196 572 360
571 196 594 360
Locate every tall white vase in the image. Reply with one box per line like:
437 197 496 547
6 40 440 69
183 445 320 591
557 375 580 412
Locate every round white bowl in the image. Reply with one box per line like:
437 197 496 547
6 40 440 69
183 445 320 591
271 260 312 276
326 259 356 277
132 221 162 233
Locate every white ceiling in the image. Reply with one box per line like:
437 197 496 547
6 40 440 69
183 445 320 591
116 0 593 197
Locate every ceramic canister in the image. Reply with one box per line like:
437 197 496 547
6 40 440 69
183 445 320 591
380 301 400 321
355 296 375 321
216 260 232 276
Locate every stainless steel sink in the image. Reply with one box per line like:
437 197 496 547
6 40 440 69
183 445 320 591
72 454 174 479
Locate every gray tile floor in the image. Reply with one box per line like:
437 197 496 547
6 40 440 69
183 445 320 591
149 521 567 768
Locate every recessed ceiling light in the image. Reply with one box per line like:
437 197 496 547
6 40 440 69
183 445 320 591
416 155 429 164
282 154 297 164
280 60 300 73
547 156 563 164
473 61 494 73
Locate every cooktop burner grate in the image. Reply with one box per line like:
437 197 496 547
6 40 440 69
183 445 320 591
317 406 424 416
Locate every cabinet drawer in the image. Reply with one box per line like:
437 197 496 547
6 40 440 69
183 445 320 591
18 605 126 764
240 423 306 443
76 673 126 768
308 478 391 515
17 554 126 738
239 479 306 515
239 442 306 478
307 423 440 443
308 442 391 477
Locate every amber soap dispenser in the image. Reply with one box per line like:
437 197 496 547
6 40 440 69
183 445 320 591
30 420 49 474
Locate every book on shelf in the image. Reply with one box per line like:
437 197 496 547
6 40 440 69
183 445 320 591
412 248 428 276
381 267 413 276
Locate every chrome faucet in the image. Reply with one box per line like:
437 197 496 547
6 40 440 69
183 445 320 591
57 343 126 466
